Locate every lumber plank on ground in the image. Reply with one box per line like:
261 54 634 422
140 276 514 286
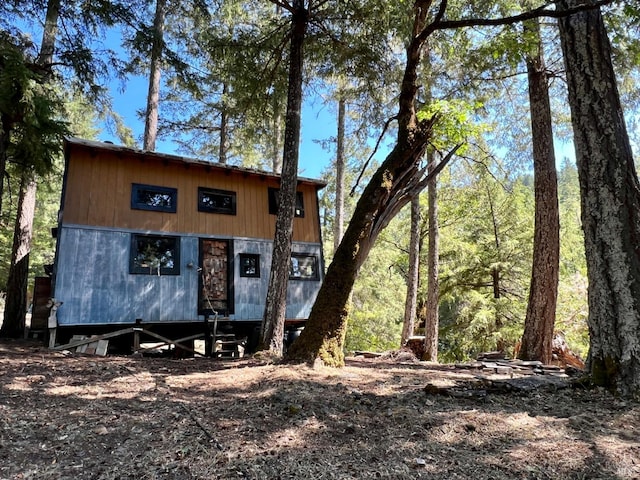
52 328 136 351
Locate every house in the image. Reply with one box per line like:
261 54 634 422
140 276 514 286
48 137 325 353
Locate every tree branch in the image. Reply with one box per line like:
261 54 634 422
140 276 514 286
350 115 398 197
433 0 617 31
268 0 295 14
413 143 463 192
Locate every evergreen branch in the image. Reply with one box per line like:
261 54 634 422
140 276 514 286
311 0 333 13
269 0 295 14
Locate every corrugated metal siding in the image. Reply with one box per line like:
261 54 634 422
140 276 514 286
54 227 322 326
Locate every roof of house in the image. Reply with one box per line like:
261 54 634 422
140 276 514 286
64 137 327 188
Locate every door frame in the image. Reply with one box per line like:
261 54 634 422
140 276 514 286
198 238 234 316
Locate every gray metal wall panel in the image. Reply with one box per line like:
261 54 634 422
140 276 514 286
54 227 323 326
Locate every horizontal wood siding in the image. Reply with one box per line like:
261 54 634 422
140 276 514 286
54 226 323 325
63 145 322 243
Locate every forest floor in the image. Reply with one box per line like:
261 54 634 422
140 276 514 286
0 339 639 480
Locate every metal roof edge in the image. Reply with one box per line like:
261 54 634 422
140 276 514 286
64 137 327 188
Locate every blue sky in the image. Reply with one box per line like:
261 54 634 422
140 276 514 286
101 73 336 181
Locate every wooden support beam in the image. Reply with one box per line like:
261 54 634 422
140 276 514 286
136 331 205 356
52 327 136 351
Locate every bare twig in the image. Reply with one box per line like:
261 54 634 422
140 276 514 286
179 403 224 451
350 115 398 197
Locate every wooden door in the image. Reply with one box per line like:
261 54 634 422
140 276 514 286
199 239 232 316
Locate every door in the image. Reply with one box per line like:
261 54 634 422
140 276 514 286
199 239 233 316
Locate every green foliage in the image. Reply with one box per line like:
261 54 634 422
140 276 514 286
0 33 68 177
0 85 98 293
417 99 486 151
554 159 589 359
141 1 291 165
25 90 100 285
2 0 143 108
344 229 406 353
434 161 534 361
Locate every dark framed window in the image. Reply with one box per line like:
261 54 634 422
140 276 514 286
130 234 180 275
131 183 177 213
289 254 318 280
239 253 260 278
268 187 304 217
198 187 237 215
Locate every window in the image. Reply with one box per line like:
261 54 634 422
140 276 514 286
239 253 260 278
131 184 177 213
268 187 304 217
198 187 236 215
130 234 180 275
289 254 318 280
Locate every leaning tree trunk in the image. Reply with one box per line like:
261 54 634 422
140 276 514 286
558 0 640 395
286 2 456 366
143 0 166 151
1 176 36 338
260 1 308 356
518 18 560 365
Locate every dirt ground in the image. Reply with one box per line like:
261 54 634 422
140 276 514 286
0 340 639 480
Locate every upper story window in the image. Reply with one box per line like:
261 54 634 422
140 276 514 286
130 234 180 275
131 183 177 213
268 187 304 217
198 187 237 215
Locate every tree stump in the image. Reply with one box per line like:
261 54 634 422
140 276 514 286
405 336 426 360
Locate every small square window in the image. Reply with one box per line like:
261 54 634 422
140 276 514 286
239 253 260 278
289 254 318 280
268 187 304 217
130 234 180 275
198 187 237 215
131 184 177 213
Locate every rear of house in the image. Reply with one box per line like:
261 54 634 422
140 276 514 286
49 137 325 351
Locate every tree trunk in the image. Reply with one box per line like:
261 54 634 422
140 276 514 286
260 1 308 356
1 176 36 338
423 155 439 361
0 0 58 337
519 18 560 365
143 0 166 151
219 82 229 164
271 97 283 173
286 2 458 366
36 0 59 68
401 194 420 345
487 186 501 299
333 97 346 253
0 122 8 215
557 0 640 395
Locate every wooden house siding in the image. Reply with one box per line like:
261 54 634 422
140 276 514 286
53 138 325 327
62 141 322 243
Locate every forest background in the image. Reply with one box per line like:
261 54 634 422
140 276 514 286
1 0 639 363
